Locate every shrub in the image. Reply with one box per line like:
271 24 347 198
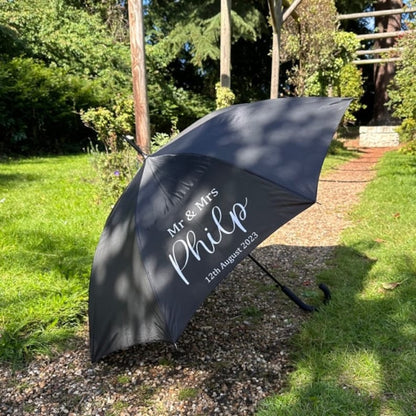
87 142 139 204
215 83 235 109
80 97 135 152
0 57 100 154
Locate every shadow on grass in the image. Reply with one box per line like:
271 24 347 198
257 243 416 416
0 172 40 188
1 228 95 280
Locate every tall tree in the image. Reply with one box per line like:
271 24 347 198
145 0 269 102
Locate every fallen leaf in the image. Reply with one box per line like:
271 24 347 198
393 212 401 219
382 281 402 290
374 238 386 243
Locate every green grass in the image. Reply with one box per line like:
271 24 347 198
0 155 109 365
257 151 416 416
321 139 359 174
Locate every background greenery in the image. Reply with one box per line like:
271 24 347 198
3 0 403 156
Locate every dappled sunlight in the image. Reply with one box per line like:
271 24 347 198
337 349 383 396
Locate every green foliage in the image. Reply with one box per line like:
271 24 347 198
399 140 416 155
144 0 272 104
81 96 138 203
0 0 131 154
178 387 200 401
148 1 265 66
1 0 131 85
337 63 366 123
282 1 365 121
86 142 139 204
387 8 416 148
145 48 214 132
215 83 236 109
283 0 339 94
396 118 416 143
0 57 101 154
396 118 416 155
80 97 135 152
82 100 181 204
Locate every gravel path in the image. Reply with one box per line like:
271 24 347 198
0 146 393 416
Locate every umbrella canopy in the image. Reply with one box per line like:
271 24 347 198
89 97 350 362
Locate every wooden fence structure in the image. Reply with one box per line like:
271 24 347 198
338 7 416 65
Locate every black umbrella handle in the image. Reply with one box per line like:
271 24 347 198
280 283 331 312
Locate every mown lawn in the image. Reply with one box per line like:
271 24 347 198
257 150 416 416
0 155 109 364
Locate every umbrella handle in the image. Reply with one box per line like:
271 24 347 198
280 283 331 312
247 254 331 312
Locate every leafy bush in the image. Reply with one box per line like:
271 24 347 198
387 7 416 153
0 0 131 154
302 32 364 124
87 142 139 204
82 96 180 203
0 57 100 154
282 1 364 122
215 83 236 109
80 97 135 152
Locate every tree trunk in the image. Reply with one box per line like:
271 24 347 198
128 0 151 155
372 0 403 125
220 0 232 88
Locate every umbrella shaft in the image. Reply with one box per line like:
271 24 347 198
247 254 283 289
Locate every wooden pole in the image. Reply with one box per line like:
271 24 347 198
220 0 232 88
338 7 416 20
352 57 402 64
268 0 304 98
356 30 415 40
356 47 403 55
268 0 282 99
282 0 304 22
128 0 150 155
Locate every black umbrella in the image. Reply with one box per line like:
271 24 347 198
89 97 350 362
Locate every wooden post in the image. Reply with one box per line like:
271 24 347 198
220 0 232 88
268 0 282 99
269 0 304 98
282 0 303 22
338 7 416 20
270 31 281 99
128 0 150 155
